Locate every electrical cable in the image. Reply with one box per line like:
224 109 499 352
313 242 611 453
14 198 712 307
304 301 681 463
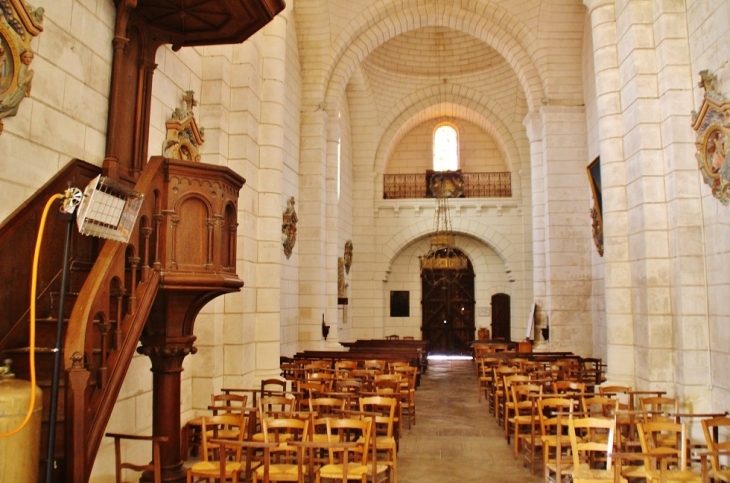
0 193 62 438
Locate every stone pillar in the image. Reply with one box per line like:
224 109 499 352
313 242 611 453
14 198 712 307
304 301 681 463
524 112 547 343
255 13 288 378
299 108 330 349
324 114 342 348
527 106 593 356
584 0 636 387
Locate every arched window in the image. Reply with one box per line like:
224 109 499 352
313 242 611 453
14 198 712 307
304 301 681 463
433 123 459 171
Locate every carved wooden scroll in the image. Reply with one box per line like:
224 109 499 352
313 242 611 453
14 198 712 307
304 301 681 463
0 0 43 134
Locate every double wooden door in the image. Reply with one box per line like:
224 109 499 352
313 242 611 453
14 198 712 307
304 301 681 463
421 264 475 355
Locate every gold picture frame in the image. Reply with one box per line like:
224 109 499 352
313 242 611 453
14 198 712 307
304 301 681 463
0 1 43 134
692 70 730 204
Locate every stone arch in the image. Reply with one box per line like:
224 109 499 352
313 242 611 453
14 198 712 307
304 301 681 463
322 0 545 115
380 216 517 283
373 84 525 176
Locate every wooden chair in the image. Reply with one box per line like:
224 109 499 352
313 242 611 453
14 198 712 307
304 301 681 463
385 334 400 340
539 398 574 483
255 417 310 483
211 439 279 483
253 396 296 442
510 383 542 463
359 396 399 483
186 414 247 483
105 433 168 483
502 374 530 438
493 365 520 422
316 417 389 483
568 414 627 483
637 420 701 483
701 416 730 482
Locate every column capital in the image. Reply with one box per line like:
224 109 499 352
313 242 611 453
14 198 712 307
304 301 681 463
522 112 543 143
583 0 614 16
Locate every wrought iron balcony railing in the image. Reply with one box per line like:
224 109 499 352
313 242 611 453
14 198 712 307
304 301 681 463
383 172 511 199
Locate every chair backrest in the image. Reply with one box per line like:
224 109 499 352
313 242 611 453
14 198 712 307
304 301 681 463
568 415 618 471
260 378 287 397
385 334 400 340
552 380 586 395
359 395 397 438
599 385 631 409
106 433 168 483
210 393 248 415
309 397 346 417
325 417 372 465
701 415 730 474
363 359 387 372
640 396 678 423
258 395 296 421
373 378 400 395
537 397 574 437
581 396 619 418
262 417 309 444
637 420 687 471
200 414 247 461
308 371 335 391
336 378 363 394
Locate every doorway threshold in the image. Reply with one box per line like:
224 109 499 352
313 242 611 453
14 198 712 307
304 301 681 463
427 354 474 361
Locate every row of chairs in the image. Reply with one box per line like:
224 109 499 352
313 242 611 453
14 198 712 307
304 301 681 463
186 394 400 483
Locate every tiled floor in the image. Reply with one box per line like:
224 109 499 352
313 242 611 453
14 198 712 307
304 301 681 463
397 358 543 483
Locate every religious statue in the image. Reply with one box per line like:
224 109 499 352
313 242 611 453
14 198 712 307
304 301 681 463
282 197 298 259
343 240 353 274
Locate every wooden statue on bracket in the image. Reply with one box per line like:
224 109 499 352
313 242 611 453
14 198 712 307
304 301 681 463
163 90 204 161
282 196 298 259
692 70 730 204
0 1 43 134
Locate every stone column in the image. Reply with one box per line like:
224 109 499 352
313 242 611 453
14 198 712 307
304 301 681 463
299 108 330 349
584 0 636 387
527 106 593 356
255 13 287 378
524 112 548 348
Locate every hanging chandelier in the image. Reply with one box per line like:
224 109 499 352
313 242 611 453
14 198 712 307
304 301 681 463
419 171 468 282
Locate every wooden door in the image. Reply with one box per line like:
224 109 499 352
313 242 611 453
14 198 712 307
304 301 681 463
491 293 511 341
421 257 475 355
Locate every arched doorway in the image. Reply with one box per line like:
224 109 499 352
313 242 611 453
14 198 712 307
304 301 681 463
491 293 511 341
421 251 475 355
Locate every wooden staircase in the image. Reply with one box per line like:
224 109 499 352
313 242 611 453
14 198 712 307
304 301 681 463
0 156 245 482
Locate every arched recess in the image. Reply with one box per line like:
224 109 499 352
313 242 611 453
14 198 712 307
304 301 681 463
381 231 513 344
320 0 545 115
372 85 527 177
